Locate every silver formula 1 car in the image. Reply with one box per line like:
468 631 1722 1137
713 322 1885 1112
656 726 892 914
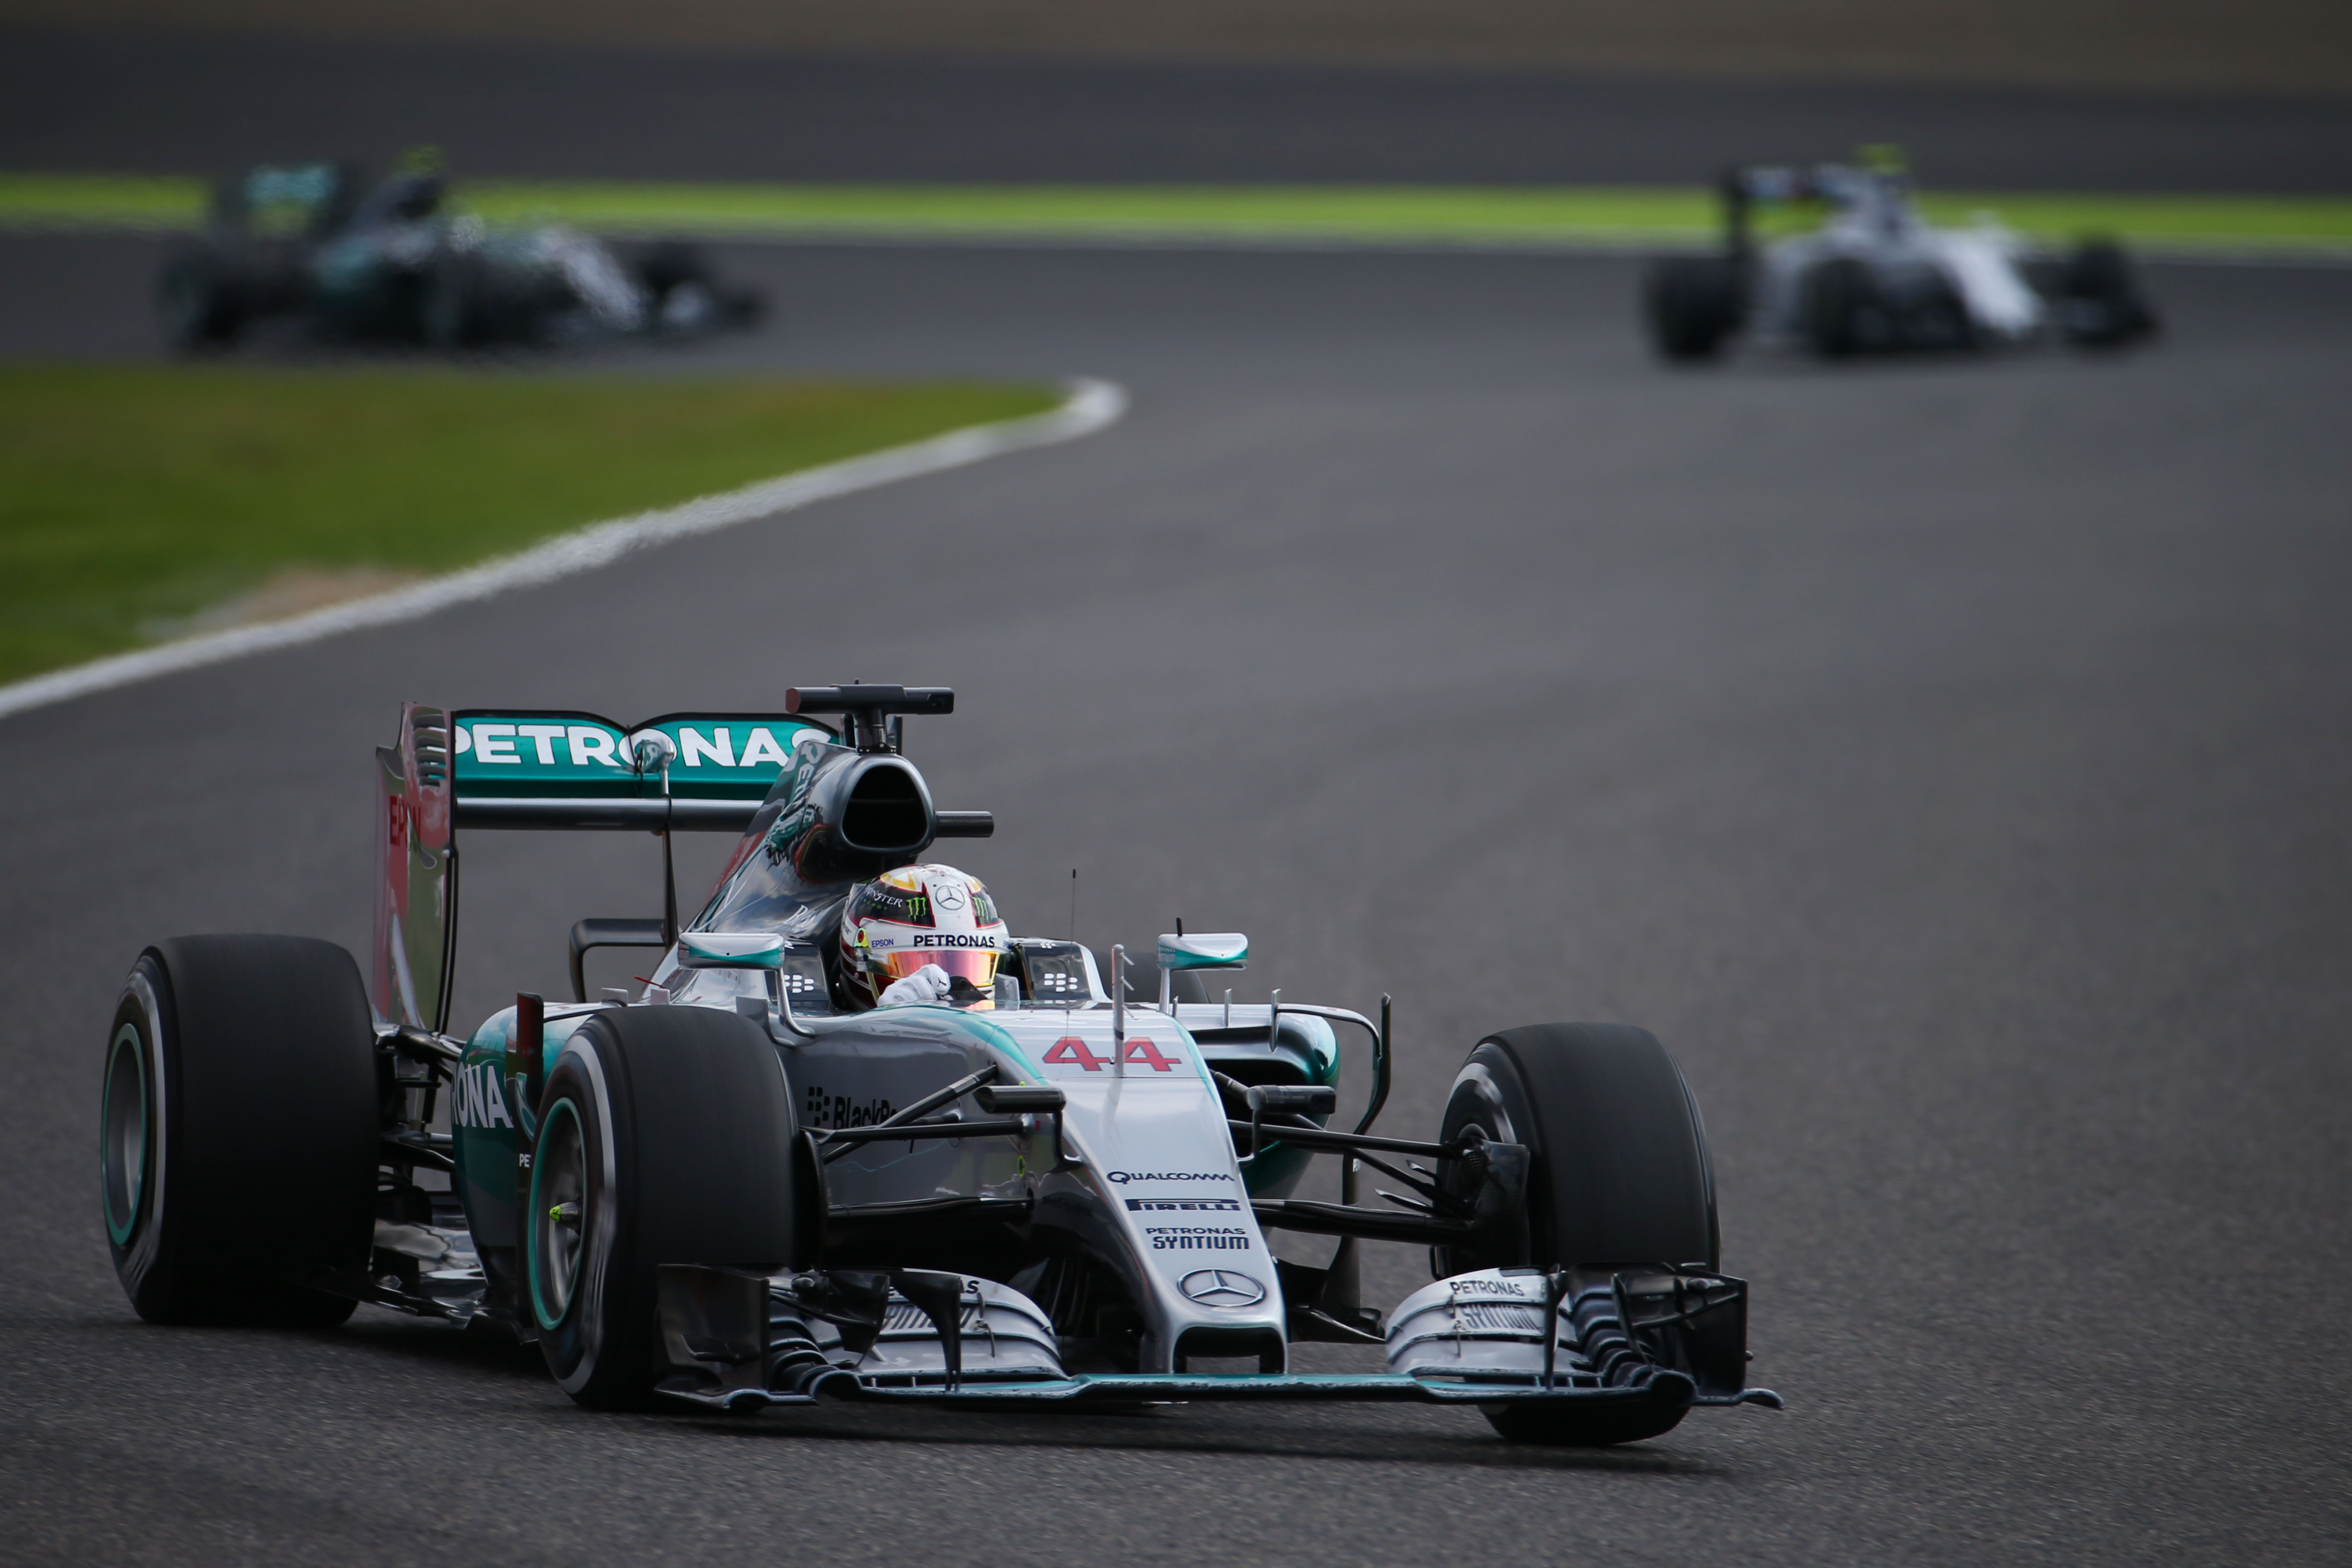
1644 159 2158 362
158 162 760 353
99 687 1779 1446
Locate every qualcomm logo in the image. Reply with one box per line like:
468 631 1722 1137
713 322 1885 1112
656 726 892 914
1179 1269 1265 1308
1106 1170 1232 1185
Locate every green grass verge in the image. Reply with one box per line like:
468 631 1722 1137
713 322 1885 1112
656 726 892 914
0 364 1058 684
0 173 211 231
461 182 1722 244
4 172 2352 253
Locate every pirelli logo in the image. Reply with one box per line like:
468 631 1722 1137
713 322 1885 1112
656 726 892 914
1125 1198 1242 1213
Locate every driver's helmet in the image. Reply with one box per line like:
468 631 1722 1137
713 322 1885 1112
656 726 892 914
838 863 1008 1009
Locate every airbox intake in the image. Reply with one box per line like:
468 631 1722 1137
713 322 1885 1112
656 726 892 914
838 758 929 854
782 750 939 882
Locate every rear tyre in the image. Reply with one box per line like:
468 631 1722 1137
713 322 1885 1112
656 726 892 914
1642 255 1744 362
1436 1022 1719 1445
529 1006 800 1409
103 936 379 1326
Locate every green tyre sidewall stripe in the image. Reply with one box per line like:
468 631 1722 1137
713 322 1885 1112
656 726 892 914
529 1095 587 1333
101 1021 148 1247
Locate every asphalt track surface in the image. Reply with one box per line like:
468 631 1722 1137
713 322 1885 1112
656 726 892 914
9 26 2352 192
5 235 2352 1565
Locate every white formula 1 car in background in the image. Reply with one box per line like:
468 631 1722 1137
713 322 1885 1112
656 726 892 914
1645 158 2159 362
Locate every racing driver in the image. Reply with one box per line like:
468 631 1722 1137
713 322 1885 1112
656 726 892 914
838 863 1009 1009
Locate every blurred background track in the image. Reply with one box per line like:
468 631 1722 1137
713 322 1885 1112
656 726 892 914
0 6 2347 1564
4 25 2351 192
2 233 2350 1566
6 0 2350 93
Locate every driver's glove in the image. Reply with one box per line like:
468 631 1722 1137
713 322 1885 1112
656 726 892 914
878 963 954 1007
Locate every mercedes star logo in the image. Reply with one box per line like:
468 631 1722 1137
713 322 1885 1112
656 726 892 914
1180 1269 1266 1308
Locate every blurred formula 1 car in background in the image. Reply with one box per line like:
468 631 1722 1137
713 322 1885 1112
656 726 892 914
159 161 761 352
1644 156 2159 363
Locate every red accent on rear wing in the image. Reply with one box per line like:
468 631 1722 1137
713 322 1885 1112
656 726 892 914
372 704 457 1033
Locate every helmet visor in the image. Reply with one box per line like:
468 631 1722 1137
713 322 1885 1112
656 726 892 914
872 943 1001 990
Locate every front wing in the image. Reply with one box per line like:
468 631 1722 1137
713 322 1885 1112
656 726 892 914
648 1263 1783 1418
665 1368 1782 1415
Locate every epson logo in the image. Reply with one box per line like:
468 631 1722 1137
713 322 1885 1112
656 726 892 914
1106 1170 1233 1186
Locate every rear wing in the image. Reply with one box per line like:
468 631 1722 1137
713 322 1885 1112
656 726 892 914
371 691 992 1032
1719 159 1909 260
372 705 833 1031
449 708 833 830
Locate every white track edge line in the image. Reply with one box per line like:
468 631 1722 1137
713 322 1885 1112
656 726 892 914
0 377 1127 725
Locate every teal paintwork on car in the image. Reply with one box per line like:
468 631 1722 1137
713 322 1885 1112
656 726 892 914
1213 1012 1338 1198
451 712 832 801
451 1004 597 1251
1157 932 1248 970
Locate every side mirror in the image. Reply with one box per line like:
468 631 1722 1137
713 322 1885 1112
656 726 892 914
679 932 786 969
1156 932 1247 971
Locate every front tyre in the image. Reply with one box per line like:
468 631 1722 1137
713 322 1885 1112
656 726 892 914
1437 1023 1720 1445
529 1006 800 1409
103 936 378 1326
1642 255 1745 362
2058 240 2159 348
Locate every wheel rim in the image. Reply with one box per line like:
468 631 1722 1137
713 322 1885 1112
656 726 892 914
101 1024 148 1246
1436 1059 1521 1274
529 1097 589 1328
1445 1062 1519 1152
